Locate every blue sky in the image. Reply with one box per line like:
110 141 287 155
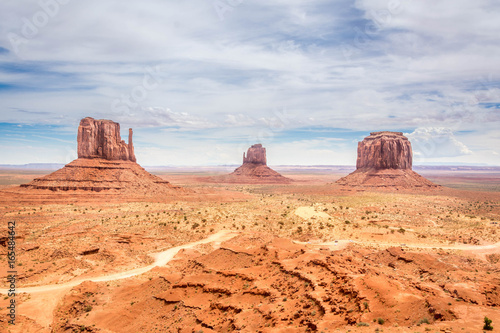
0 0 499 166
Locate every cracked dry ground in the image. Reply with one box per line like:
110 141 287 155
49 233 499 333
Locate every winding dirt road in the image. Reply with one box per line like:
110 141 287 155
0 230 241 331
1 231 497 331
0 230 240 295
4 232 496 296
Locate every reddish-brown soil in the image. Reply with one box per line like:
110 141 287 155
0 168 498 332
46 233 499 332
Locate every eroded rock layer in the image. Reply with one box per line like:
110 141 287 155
21 158 180 193
336 168 439 189
49 233 499 332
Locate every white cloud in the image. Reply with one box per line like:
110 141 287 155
113 107 216 129
1 0 500 165
406 127 473 160
270 139 356 165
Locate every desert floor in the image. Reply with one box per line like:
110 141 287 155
0 167 499 332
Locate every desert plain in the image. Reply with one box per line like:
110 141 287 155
0 166 499 333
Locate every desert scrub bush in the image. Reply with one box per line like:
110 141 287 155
356 322 369 327
417 317 430 325
377 318 385 325
483 316 493 331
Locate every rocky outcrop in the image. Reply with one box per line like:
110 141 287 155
337 131 439 190
77 117 136 162
21 117 181 194
209 144 291 184
356 132 411 170
243 144 267 165
49 233 488 332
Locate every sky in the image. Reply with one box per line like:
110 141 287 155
0 0 499 166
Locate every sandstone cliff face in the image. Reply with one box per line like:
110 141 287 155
77 117 136 162
243 144 267 165
356 131 412 170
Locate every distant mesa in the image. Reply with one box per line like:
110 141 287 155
21 117 181 193
336 131 439 189
212 144 291 184
242 144 267 165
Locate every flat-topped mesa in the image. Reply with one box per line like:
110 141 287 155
336 131 439 189
243 144 267 165
356 131 412 170
77 117 136 162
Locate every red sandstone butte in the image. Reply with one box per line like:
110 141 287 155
356 131 412 170
21 117 180 193
211 144 291 184
243 143 267 165
77 117 136 162
336 131 439 189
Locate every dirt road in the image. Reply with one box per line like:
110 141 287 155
0 230 240 295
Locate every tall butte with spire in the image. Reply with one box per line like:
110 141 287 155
22 117 180 193
336 131 439 189
77 117 136 162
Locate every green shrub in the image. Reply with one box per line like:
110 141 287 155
418 317 430 325
483 316 493 331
